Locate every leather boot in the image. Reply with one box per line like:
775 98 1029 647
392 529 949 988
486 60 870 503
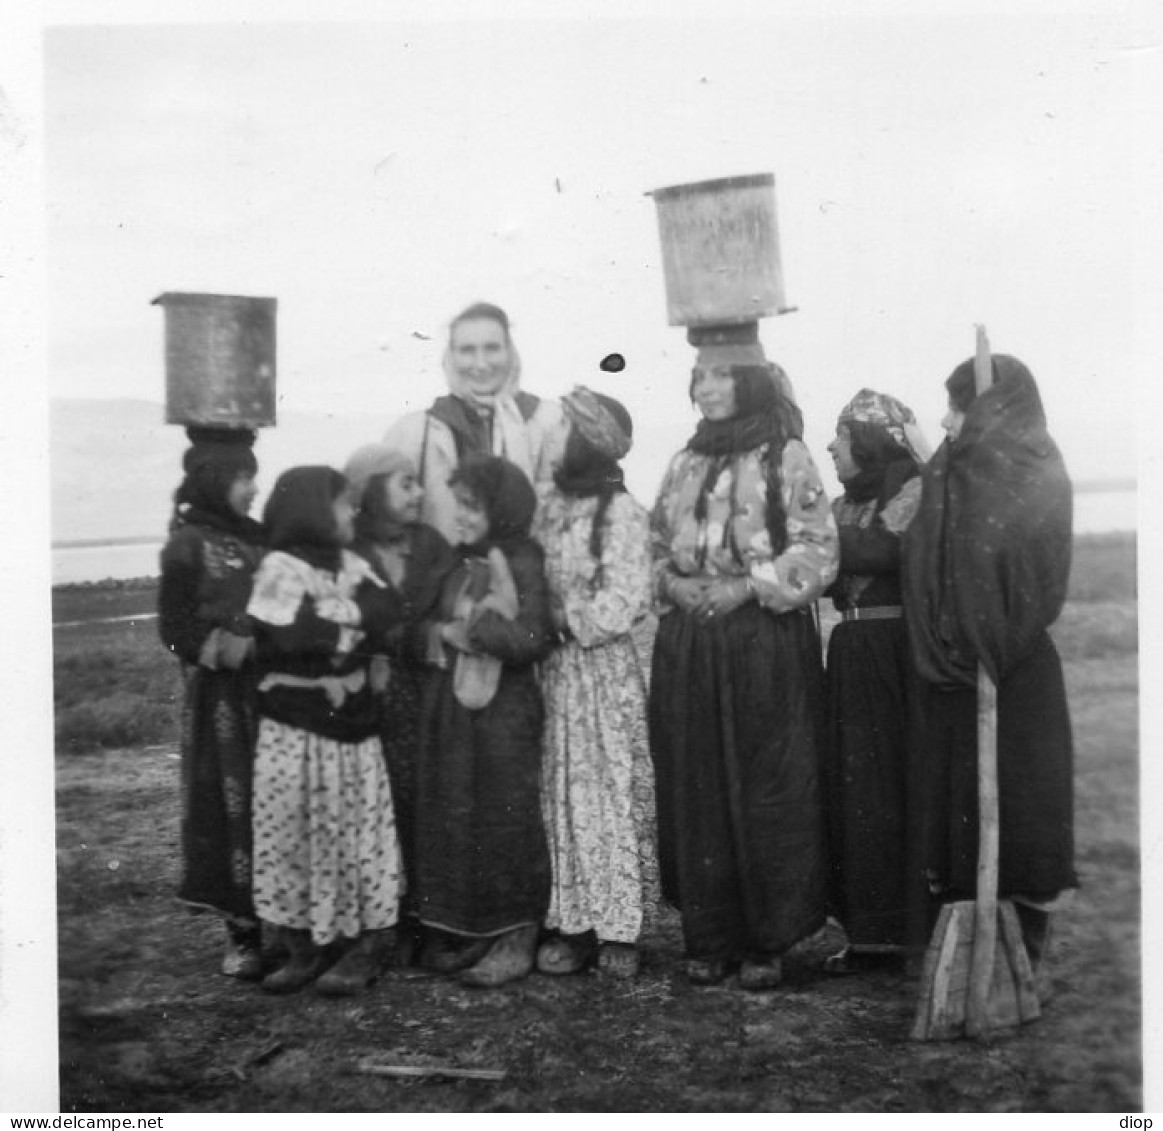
315 929 392 997
420 928 492 974
261 928 324 994
459 924 537 988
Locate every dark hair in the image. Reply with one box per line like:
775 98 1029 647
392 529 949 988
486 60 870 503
945 357 1003 413
263 466 350 551
448 453 536 548
847 420 913 472
449 301 511 344
354 472 400 544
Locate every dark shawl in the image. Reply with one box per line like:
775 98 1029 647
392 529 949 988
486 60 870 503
902 356 1073 688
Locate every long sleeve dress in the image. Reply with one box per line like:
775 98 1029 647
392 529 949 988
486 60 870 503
534 490 659 944
412 538 554 938
353 525 457 897
246 548 404 945
158 510 264 922
648 438 839 962
823 467 929 952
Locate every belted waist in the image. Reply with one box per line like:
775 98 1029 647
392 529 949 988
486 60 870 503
840 605 902 622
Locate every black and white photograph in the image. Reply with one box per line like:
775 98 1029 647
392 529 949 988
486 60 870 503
1 0 1157 1116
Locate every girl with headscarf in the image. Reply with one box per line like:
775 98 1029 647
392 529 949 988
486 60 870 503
158 428 265 980
820 389 931 973
382 301 565 542
412 453 553 987
532 387 658 980
902 355 1078 969
246 466 403 996
342 443 457 965
649 338 839 989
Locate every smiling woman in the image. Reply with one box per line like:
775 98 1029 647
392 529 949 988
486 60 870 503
381 302 565 543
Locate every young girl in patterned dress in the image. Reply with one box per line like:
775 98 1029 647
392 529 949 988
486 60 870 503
246 466 404 996
533 387 658 979
159 428 266 980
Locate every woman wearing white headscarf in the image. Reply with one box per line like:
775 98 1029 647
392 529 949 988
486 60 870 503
382 302 564 542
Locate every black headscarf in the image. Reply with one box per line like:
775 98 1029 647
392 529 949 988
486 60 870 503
686 364 803 560
262 466 350 572
448 453 537 556
171 427 263 542
903 355 1073 687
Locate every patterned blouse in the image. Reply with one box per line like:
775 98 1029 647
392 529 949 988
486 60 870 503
650 439 839 615
534 491 652 648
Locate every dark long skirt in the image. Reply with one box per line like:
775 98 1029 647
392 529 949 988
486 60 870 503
648 602 828 961
921 629 1078 901
823 618 928 950
177 664 257 921
413 667 551 937
380 663 423 896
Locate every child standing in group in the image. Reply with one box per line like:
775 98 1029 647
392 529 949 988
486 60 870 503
343 443 457 965
533 388 658 979
412 454 553 987
246 465 403 996
158 427 266 980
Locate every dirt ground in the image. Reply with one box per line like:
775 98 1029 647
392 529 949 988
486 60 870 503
55 641 1140 1113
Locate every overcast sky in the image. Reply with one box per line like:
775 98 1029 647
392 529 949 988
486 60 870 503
39 4 1158 504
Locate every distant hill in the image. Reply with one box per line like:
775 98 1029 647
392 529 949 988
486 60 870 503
49 399 390 544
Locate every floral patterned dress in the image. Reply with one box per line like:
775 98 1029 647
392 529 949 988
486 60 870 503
534 490 660 944
247 549 404 946
648 438 839 961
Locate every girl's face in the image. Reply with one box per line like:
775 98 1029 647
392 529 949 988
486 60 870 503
691 366 738 422
452 483 490 547
941 398 966 441
331 490 357 545
827 425 860 483
383 468 424 525
226 473 258 517
450 317 512 398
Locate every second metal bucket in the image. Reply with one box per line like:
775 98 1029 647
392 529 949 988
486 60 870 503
649 173 788 328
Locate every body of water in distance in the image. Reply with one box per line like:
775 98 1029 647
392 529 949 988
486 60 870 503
51 488 1138 586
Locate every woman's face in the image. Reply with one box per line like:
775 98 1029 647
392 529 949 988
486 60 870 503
827 425 860 483
382 467 424 525
450 317 512 398
452 483 490 547
941 398 966 441
331 490 357 545
691 366 738 422
226 473 258 517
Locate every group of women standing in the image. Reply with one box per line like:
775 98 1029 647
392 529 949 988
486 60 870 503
158 300 1077 1000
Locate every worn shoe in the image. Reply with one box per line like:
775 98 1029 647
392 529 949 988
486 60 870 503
536 932 596 975
739 956 783 990
420 930 492 974
685 957 734 986
597 942 640 980
460 925 537 988
315 930 390 997
221 920 264 981
261 930 324 995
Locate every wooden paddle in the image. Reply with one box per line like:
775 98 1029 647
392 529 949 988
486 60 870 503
910 325 1042 1041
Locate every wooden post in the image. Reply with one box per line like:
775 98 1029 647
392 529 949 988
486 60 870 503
965 324 999 1039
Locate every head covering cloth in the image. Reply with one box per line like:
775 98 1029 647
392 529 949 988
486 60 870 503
903 355 1073 687
343 443 418 546
262 465 350 571
171 426 261 539
555 386 634 578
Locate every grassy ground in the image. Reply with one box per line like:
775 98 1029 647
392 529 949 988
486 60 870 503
53 534 1140 1112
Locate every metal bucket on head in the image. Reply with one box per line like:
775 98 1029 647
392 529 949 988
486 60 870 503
153 292 277 429
649 173 789 328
